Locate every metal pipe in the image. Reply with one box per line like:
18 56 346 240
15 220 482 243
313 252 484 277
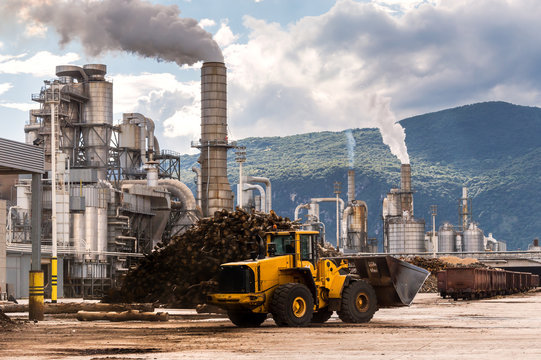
310 198 345 218
120 179 197 212
191 165 202 210
50 99 58 303
243 184 265 212
341 206 352 250
6 206 21 244
245 176 272 213
294 203 310 221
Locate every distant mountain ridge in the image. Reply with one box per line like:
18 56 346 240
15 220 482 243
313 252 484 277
178 101 541 250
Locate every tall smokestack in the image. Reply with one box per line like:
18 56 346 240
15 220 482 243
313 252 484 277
199 62 233 216
400 164 411 192
347 170 355 204
400 164 413 216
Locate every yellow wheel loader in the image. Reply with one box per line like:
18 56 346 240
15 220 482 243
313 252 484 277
208 230 429 327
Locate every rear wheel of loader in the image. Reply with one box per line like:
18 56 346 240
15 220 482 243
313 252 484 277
270 283 314 327
227 310 267 327
311 308 333 324
338 280 377 323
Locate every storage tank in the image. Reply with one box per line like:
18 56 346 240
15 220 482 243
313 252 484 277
387 217 426 253
463 223 484 252
82 64 112 180
71 213 85 261
438 223 456 253
346 202 367 252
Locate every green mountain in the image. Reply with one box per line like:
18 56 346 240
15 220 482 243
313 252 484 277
177 101 541 250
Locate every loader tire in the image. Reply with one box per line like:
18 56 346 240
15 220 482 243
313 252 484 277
311 308 333 323
227 310 267 327
338 280 377 323
270 283 313 327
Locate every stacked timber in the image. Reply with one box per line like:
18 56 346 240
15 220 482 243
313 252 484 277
117 209 294 307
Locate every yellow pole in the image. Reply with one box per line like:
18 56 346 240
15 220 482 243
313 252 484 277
51 257 57 303
29 270 44 321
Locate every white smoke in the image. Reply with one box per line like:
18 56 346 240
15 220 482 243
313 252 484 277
7 0 223 65
345 129 356 168
368 95 410 164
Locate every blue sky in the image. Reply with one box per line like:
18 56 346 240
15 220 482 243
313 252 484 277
1 0 541 159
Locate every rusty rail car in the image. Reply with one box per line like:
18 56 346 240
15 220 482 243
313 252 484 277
437 268 539 300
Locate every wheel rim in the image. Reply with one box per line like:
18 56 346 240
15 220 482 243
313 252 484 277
292 296 307 318
355 292 369 312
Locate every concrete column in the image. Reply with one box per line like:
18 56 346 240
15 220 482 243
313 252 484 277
30 173 44 321
31 173 42 271
0 200 6 297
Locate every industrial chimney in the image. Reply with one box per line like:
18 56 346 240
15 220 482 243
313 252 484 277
400 164 413 215
197 62 233 216
347 170 355 204
400 164 411 192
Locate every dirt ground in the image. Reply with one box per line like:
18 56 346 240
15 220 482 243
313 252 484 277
1 291 541 360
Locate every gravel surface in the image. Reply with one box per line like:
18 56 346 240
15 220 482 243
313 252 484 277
1 290 540 359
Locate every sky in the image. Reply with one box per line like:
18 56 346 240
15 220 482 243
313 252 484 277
1 0 541 159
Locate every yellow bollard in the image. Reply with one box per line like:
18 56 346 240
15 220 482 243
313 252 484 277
51 257 57 303
29 270 44 321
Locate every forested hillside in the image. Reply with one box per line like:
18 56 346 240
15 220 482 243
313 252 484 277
178 102 541 250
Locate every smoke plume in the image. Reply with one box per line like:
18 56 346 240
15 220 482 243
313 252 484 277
9 0 223 65
345 129 356 168
368 95 410 164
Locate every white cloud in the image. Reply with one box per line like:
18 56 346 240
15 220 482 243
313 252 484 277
0 82 12 95
214 22 239 48
0 102 34 111
112 72 201 153
112 72 196 113
199 18 216 29
215 0 541 161
0 51 80 77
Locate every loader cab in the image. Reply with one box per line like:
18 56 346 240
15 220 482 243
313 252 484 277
266 231 319 264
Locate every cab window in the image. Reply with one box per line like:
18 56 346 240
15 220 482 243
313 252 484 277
300 234 314 261
268 234 295 256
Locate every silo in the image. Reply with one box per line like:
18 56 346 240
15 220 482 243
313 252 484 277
463 223 484 252
82 64 112 180
346 202 367 252
199 62 233 216
71 213 85 261
438 223 456 253
387 217 426 253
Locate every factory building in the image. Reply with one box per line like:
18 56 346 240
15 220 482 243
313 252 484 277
382 164 427 253
4 62 236 299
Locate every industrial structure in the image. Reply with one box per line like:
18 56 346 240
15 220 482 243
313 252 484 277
437 187 506 253
382 164 427 253
294 169 376 253
5 62 239 299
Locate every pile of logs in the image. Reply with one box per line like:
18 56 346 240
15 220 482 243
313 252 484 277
116 209 295 307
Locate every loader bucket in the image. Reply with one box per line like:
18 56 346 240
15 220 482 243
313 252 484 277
345 256 430 307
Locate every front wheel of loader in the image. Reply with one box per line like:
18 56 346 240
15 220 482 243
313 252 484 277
227 310 267 327
270 283 314 327
338 280 378 323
